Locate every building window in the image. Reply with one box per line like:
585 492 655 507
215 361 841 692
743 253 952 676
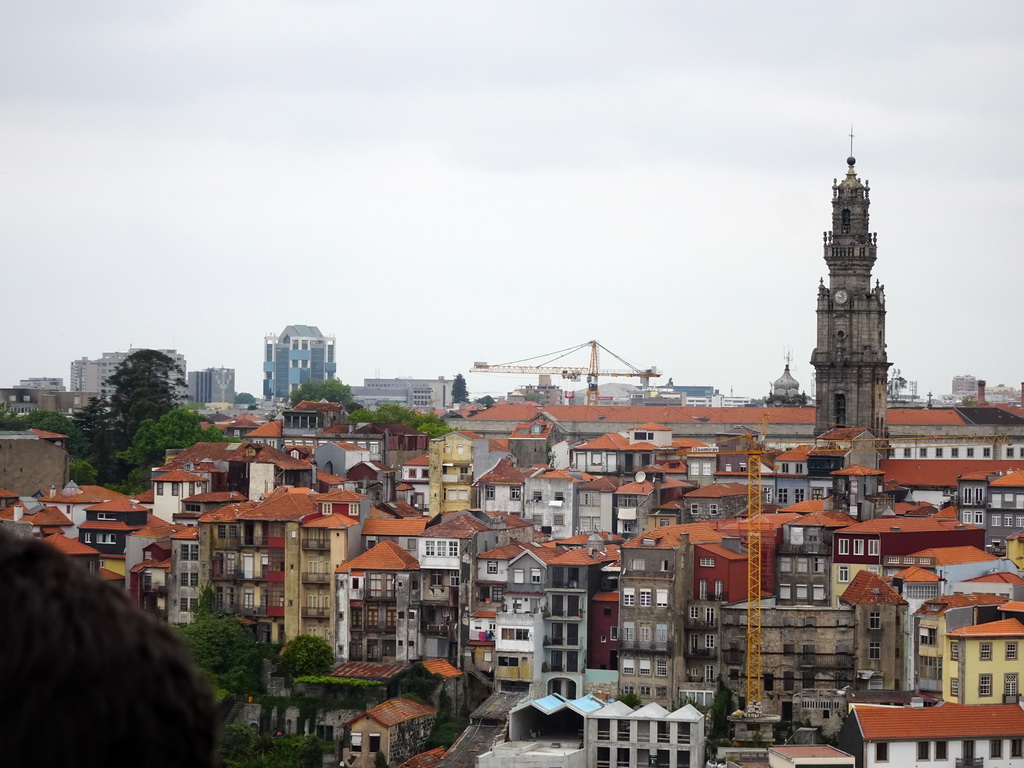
708 504 719 517
350 733 362 753
853 539 864 556
979 674 993 697
530 568 541 584
917 742 929 760
510 486 522 500
487 561 498 574
980 642 992 661
875 742 888 762
1006 672 1019 697
1007 642 1018 661
935 741 947 760
639 590 652 607
869 611 881 630
838 566 850 583
951 447 960 458
1012 739 1023 758
656 589 668 608
656 658 667 676
869 642 880 660
992 739 1004 758
623 589 635 607
485 486 495 500
950 642 959 661
868 539 879 557
950 678 959 698
838 538 849 555
700 557 715 567
621 657 635 675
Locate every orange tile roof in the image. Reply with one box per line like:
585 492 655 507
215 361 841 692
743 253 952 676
198 501 257 523
592 591 619 602
237 488 317 521
774 445 812 461
892 565 940 582
337 540 420 573
0 487 20 498
838 518 982 535
579 476 622 492
363 518 429 536
880 459 1024 488
472 610 497 618
172 527 200 539
421 658 462 678
886 409 967 426
552 531 624 546
96 567 122 581
39 485 129 504
30 428 69 439
153 469 207 483
696 542 747 561
963 572 1024 585
182 491 247 503
948 618 1024 638
778 499 827 514
840 569 907 605
853 702 1024 740
130 522 178 538
615 480 655 495
403 453 430 466
315 489 367 503
85 497 150 513
990 469 1024 487
362 697 437 728
1000 600 1024 613
478 542 530 560
918 593 1009 614
547 548 612 566
909 545 996 565
831 464 885 476
246 420 284 437
133 489 155 503
303 512 358 529
465 403 544 421
41 533 98 556
395 747 446 768
686 482 748 498
631 422 672 431
476 458 528 485
787 510 856 527
79 521 141 531
425 514 490 538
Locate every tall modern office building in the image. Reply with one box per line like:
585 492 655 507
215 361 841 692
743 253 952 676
188 368 236 404
263 325 337 401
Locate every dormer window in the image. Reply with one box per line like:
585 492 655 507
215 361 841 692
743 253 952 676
634 431 654 442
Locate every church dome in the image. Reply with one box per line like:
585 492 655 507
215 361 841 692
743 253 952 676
772 364 800 397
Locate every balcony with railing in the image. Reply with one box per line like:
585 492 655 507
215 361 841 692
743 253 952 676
685 618 717 630
301 606 330 618
239 603 268 617
618 638 670 651
241 535 268 548
955 759 983 768
422 623 457 639
685 647 713 657
301 534 331 551
302 571 331 584
798 652 853 669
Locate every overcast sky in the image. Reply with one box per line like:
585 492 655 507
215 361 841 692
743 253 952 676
3 2 1022 402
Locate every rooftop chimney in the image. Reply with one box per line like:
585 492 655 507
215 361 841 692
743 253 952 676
977 380 987 405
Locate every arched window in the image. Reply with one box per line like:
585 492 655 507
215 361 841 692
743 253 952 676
834 394 847 427
841 209 851 233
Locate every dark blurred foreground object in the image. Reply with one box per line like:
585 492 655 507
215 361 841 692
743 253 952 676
0 529 217 767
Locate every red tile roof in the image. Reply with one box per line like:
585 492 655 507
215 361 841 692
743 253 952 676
476 457 528 485
918 593 1009 614
838 518 982 535
363 518 429 537
41 533 98 556
316 489 367 503
853 702 1024 740
424 514 490 538
787 510 856 527
182 491 247 503
337 540 419 573
237 487 318 521
615 480 655 495
778 499 828 514
880 459 1024 488
892 565 940 582
172 527 199 540
246 421 284 437
403 453 430 466
153 470 207 483
685 482 748 498
361 698 437 728
990 469 1024 487
948 618 1024 638
831 464 884 476
39 485 128 504
330 661 405 680
198 501 257 523
962 572 1024 585
908 545 996 565
302 512 358 529
85 497 149 513
421 659 462 678
30 428 69 439
840 570 907 605
395 747 446 768
96 567 122 581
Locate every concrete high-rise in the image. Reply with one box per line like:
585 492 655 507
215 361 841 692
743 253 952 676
70 349 187 401
188 368 236 404
810 156 890 436
263 325 337 401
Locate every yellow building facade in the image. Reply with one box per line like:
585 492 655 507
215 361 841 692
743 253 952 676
944 618 1024 704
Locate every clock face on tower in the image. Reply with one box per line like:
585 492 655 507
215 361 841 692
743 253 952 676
834 288 849 305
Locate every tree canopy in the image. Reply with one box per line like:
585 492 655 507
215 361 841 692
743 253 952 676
451 373 469 405
280 634 334 678
107 349 187 442
118 408 232 474
347 403 451 439
234 392 257 405
288 379 355 408
474 395 496 408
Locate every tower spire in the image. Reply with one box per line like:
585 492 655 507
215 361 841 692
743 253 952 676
849 124 855 160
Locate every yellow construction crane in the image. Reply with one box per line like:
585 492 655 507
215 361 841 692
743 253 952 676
471 340 661 406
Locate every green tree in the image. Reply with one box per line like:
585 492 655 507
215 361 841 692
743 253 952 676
177 613 264 695
118 408 231 474
960 396 978 407
280 634 334 678
69 459 98 485
523 392 543 403
617 691 641 708
235 392 257 405
107 349 187 453
708 679 733 740
347 403 451 439
374 751 389 768
73 398 118 483
474 395 496 408
288 379 354 407
451 374 469 405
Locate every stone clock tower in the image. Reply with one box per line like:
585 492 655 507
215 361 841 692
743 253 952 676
810 156 890 436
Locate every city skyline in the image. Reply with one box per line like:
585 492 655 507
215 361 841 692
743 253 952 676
3 3 1023 401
